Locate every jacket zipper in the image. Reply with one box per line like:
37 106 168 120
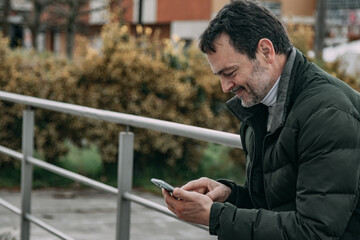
262 124 284 209
247 133 255 207
262 133 271 209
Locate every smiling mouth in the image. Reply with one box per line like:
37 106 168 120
230 86 245 95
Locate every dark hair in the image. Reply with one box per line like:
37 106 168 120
199 0 293 59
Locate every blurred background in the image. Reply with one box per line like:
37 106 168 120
1 0 360 239
0 0 359 233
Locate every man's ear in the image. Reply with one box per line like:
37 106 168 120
257 38 275 64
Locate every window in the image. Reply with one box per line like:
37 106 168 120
328 0 360 10
259 1 282 18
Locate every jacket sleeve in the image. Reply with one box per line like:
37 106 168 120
209 107 360 240
217 179 253 209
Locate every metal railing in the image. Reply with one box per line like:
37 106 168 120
0 90 242 240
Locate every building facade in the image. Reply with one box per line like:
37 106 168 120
2 0 360 56
121 0 317 40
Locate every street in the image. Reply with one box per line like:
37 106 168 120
0 189 216 240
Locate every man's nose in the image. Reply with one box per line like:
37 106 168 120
220 77 234 93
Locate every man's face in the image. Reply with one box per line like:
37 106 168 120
206 34 274 108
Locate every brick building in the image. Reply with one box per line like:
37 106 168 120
2 0 360 57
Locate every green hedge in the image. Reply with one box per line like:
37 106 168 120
0 25 241 178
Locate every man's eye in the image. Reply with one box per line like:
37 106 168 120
224 71 235 77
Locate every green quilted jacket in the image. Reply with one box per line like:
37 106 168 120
209 48 360 240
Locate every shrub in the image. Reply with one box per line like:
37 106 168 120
0 24 240 178
287 23 314 54
72 23 240 173
59 140 103 177
198 143 245 183
0 48 80 164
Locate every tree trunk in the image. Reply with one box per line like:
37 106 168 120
66 23 75 59
1 0 11 37
30 0 43 51
314 0 327 60
66 0 78 59
66 0 79 59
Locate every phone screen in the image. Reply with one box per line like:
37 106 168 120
151 178 174 193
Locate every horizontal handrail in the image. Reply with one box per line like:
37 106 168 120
0 145 118 194
0 198 21 215
0 91 242 149
0 90 231 238
0 145 23 160
26 214 75 240
0 198 74 240
0 144 209 232
27 156 118 195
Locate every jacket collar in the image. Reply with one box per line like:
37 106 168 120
268 47 296 132
226 47 297 131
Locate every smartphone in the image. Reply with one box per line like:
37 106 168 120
151 178 174 193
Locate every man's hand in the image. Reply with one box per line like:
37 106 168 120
181 177 231 203
162 188 213 226
162 177 232 226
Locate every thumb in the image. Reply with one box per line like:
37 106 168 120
205 187 224 202
205 190 218 201
173 188 198 201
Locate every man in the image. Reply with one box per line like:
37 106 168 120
162 0 360 239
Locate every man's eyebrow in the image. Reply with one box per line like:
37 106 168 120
215 66 238 75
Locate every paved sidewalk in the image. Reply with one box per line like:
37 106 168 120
0 189 217 240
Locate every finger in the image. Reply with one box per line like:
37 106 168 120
205 189 219 201
162 189 173 203
181 178 205 189
173 188 203 202
182 178 209 192
163 188 179 206
205 185 231 202
182 184 206 194
162 189 181 215
162 188 171 198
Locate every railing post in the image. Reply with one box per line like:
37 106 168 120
21 108 34 240
116 131 134 240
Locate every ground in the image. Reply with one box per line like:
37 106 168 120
0 188 217 240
